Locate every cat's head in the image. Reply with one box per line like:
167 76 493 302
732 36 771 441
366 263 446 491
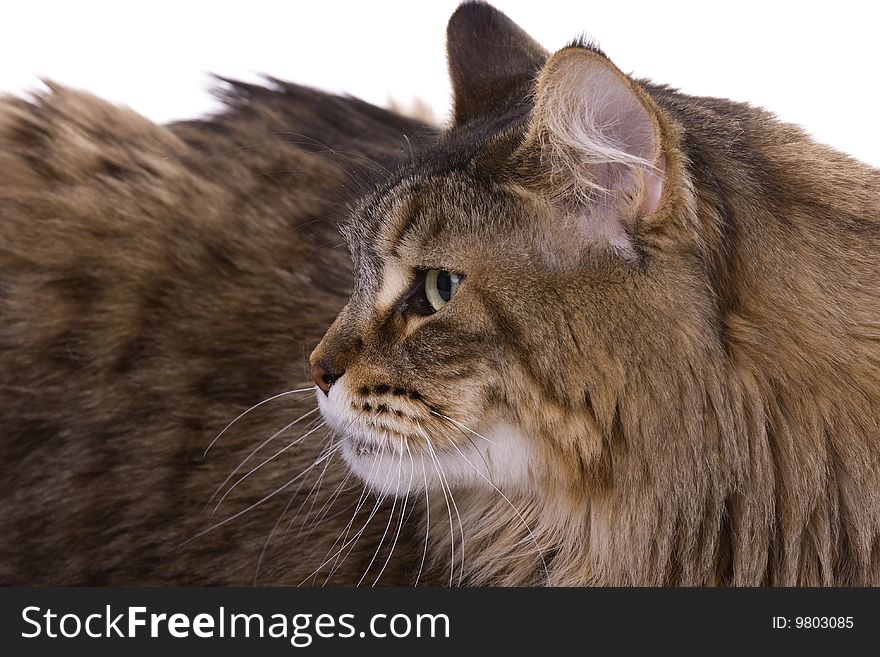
311 2 708 499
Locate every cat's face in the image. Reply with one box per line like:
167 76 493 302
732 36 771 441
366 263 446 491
311 8 703 500
315 172 569 496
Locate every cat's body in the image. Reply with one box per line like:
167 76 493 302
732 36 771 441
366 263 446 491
2 3 879 586
0 80 433 584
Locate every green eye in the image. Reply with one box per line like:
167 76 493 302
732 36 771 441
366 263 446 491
424 269 462 312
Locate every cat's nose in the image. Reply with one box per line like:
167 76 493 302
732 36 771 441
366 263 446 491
310 362 344 396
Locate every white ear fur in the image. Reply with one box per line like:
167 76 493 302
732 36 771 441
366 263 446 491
527 48 665 257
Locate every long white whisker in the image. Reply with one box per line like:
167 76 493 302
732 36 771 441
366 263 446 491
421 429 455 587
290 469 354 543
203 387 316 457
327 436 401 577
211 420 326 515
207 407 320 506
429 410 498 445
318 443 383 585
434 414 493 482
446 440 551 582
177 442 344 550
279 434 338 540
373 439 414 586
252 436 334 584
311 444 394 586
424 433 465 586
434 428 469 586
286 443 351 541
269 131 394 175
313 489 385 586
414 456 431 587
357 442 404 586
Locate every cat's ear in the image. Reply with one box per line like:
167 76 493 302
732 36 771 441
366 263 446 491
518 45 666 258
446 2 547 126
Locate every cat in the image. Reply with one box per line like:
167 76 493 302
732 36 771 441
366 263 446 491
2 1 879 588
311 2 880 585
0 78 435 584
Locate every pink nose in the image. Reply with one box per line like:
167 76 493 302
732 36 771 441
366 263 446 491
310 362 343 396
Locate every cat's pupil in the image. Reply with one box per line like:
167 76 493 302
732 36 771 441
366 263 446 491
423 269 461 313
436 271 453 302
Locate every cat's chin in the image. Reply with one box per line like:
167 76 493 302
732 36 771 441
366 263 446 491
339 434 426 497
339 432 470 497
337 421 538 499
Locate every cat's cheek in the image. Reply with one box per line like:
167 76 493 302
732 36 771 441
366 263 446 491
457 422 541 491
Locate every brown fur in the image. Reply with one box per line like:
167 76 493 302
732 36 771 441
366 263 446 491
0 79 437 584
311 3 880 585
2 2 878 587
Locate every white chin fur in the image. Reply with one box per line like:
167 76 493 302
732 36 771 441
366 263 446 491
317 385 536 497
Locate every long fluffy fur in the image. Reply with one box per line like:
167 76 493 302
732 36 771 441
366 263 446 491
313 2 880 586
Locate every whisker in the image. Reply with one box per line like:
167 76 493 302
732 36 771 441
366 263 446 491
322 478 373 565
444 426 493 477
271 436 342 545
210 420 326 515
321 492 385 586
446 440 551 583
434 428 469 586
203 388 316 458
311 444 392 586
291 468 354 543
424 433 465 586
207 409 321 508
268 131 394 175
311 490 385 586
317 447 382 585
296 486 362 526
251 435 334 585
356 443 404 586
420 427 455 588
414 457 431 587
429 411 498 445
320 484 375 586
176 443 344 551
373 440 415 586
281 440 340 540
322 436 409 585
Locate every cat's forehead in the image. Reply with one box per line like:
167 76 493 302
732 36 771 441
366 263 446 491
348 169 523 264
361 172 477 231
346 121 533 257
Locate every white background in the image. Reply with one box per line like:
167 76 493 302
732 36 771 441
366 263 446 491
1 0 878 166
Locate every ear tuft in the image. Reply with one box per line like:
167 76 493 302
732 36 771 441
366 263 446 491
532 47 662 200
446 2 547 126
564 36 607 58
518 46 666 257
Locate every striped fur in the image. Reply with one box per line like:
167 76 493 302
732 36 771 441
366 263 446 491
312 2 880 585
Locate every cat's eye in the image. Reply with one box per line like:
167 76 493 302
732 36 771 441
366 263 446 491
424 269 461 312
